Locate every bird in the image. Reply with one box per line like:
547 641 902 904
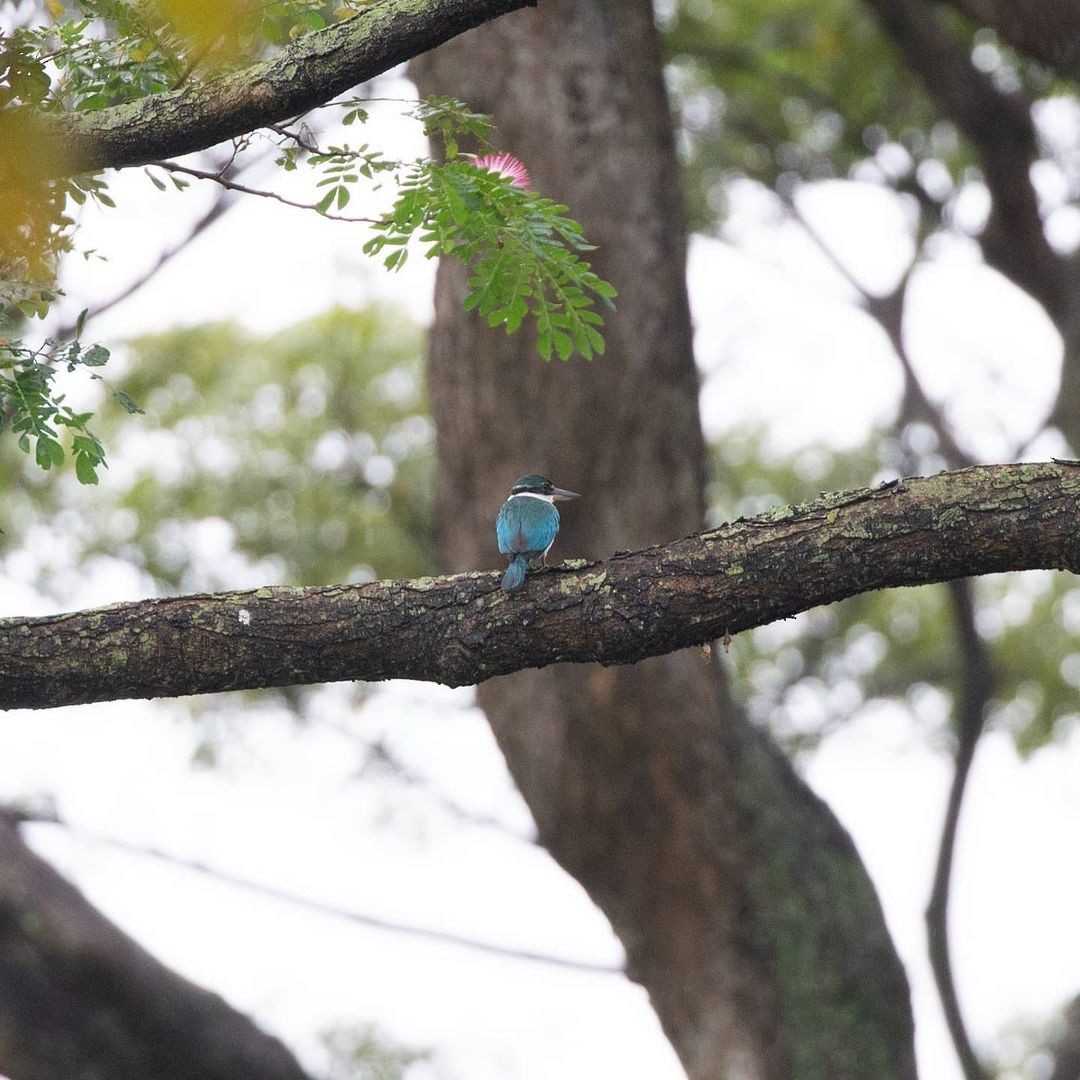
496 473 580 591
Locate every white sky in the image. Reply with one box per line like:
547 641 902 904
1 78 1079 1080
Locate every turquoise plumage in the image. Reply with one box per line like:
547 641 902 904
495 474 579 591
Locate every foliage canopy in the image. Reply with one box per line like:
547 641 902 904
0 0 615 483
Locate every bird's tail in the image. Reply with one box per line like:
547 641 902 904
501 553 528 591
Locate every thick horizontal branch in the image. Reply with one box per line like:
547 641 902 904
4 462 1080 710
15 0 534 179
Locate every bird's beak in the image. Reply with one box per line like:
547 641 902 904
552 487 580 501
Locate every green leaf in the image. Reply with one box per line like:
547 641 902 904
35 436 62 470
82 344 110 366
553 330 574 361
112 390 144 414
75 453 100 484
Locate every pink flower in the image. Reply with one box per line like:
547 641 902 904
469 152 531 189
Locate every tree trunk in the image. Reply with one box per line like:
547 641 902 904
411 4 918 1077
1051 995 1080 1080
0 814 313 1080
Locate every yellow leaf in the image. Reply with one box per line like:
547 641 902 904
153 0 258 59
0 113 75 293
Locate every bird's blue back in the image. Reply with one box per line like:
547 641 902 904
496 496 560 558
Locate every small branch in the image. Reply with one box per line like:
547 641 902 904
788 194 974 466
308 715 531 837
8 809 609 975
52 179 237 344
150 160 376 223
267 121 323 156
787 192 887 299
2 463 1080 710
363 738 535 839
938 0 1080 83
925 579 993 1080
864 0 1064 321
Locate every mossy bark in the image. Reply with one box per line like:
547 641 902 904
9 0 535 178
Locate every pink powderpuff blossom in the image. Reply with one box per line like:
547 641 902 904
469 152 531 189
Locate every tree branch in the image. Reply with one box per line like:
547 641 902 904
926 579 993 1080
51 161 246 343
940 0 1080 81
787 194 975 466
150 159 375 222
6 809 609 975
0 813 313 1080
3 463 1080 710
11 0 536 179
864 0 1064 320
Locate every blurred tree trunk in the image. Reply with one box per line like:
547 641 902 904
866 0 1080 447
1052 995 1080 1080
0 814 312 1080
411 4 917 1078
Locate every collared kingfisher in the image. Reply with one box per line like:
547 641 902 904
496 474 580 591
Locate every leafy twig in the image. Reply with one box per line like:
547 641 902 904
149 159 377 222
365 159 616 361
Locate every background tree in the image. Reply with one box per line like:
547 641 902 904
664 8 1080 1077
410 6 916 1078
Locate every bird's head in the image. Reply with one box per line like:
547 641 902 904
510 474 580 502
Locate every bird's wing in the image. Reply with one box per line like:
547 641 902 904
496 498 560 556
495 501 518 555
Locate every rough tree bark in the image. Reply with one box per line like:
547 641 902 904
3 462 1079 710
5 0 536 178
0 814 313 1080
411 4 917 1077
